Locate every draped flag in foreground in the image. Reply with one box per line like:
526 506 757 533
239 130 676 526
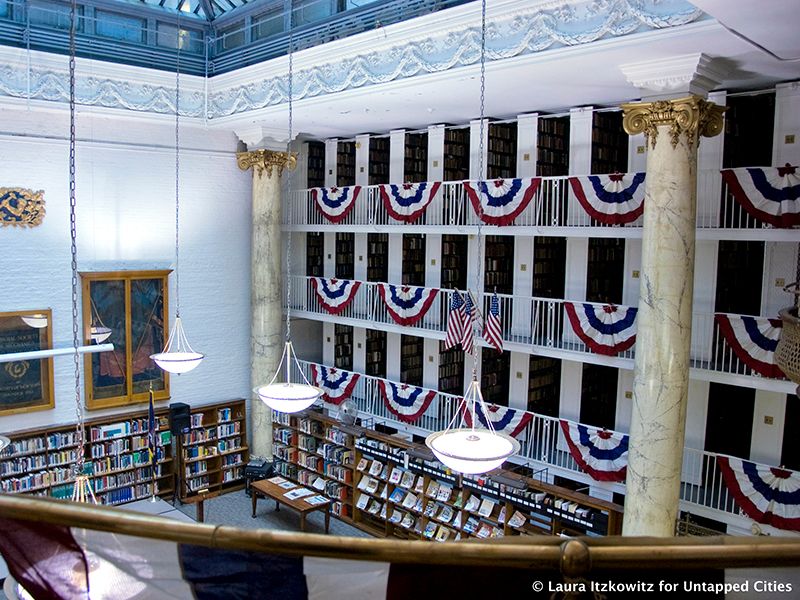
311 186 361 223
463 178 541 226
310 364 360 405
564 302 637 356
461 292 476 354
311 278 361 315
482 292 503 353
714 313 785 379
568 172 646 224
378 380 436 423
717 455 800 532
377 284 438 327
379 182 441 223
461 403 531 438
721 165 800 228
559 420 628 483
443 290 465 350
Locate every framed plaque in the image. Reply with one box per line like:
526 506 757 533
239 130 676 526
0 309 55 414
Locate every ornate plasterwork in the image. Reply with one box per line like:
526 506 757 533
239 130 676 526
0 0 703 119
0 188 45 227
237 150 297 179
621 95 726 149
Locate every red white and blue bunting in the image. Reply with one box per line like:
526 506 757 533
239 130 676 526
379 182 441 223
378 380 436 424
568 172 646 225
714 314 785 379
311 278 361 315
717 455 800 531
311 186 361 223
564 302 637 356
720 165 800 228
559 420 629 483
463 178 541 226
461 403 532 438
377 284 438 327
310 364 360 406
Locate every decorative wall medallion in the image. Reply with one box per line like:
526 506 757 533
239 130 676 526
0 188 45 227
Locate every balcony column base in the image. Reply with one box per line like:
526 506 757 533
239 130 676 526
620 97 725 536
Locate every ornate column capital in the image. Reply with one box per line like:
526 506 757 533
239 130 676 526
237 149 297 179
620 95 726 150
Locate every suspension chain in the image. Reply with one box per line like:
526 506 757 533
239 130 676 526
175 11 182 318
285 1 294 342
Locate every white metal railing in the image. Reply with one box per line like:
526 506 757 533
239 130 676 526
291 275 789 383
295 359 797 525
287 170 774 230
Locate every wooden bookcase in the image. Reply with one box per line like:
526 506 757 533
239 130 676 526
335 232 355 280
336 141 356 187
404 132 428 183
528 355 561 417
307 141 325 188
306 232 324 277
536 116 569 177
402 233 426 286
532 236 566 299
0 406 173 505
438 341 464 396
366 328 387 379
487 122 517 179
443 126 469 182
484 235 514 294
179 399 249 500
400 334 424 387
441 234 467 291
586 238 625 304
367 233 388 283
369 136 390 185
481 350 510 407
334 324 354 371
591 111 628 175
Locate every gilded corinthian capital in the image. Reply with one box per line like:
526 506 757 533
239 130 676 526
620 96 726 150
237 149 297 179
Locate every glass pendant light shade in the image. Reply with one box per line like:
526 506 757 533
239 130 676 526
90 326 112 344
150 316 204 374
255 341 323 413
21 314 48 328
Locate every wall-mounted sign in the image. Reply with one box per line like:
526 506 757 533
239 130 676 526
0 310 54 415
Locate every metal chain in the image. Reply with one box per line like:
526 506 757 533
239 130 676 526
285 0 294 342
69 0 84 474
175 11 182 318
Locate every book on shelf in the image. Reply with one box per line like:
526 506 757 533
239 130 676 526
389 487 406 504
379 464 390 480
367 499 382 515
498 505 507 524
464 495 480 512
424 502 438 517
434 526 452 543
478 498 496 518
312 477 325 491
413 519 424 535
426 481 440 498
389 467 403 485
357 476 370 491
453 491 464 508
285 487 314 500
369 460 383 477
389 509 403 524
455 511 466 528
402 492 417 510
463 516 479 534
508 510 527 529
437 505 453 524
379 484 388 500
305 495 329 506
379 503 388 520
366 478 379 494
436 484 452 503
399 471 415 489
356 457 369 472
401 512 415 529
423 521 437 539
476 523 493 539
356 493 370 510
414 476 425 494
413 495 425 513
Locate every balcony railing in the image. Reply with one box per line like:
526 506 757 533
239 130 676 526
286 169 776 230
294 359 798 529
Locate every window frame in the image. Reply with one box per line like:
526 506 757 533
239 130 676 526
0 309 55 415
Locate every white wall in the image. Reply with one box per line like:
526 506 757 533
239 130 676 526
0 105 252 432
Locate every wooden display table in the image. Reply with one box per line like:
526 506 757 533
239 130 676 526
251 478 331 533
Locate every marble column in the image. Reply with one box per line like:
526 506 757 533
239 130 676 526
620 97 725 536
237 149 296 460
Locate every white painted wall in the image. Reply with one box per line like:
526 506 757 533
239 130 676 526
355 134 369 187
750 390 787 466
389 130 405 183
516 113 538 177
427 125 445 181
773 81 800 165
324 139 338 187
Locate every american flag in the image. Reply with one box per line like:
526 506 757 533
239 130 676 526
461 292 476 354
483 292 503 353
443 290 465 350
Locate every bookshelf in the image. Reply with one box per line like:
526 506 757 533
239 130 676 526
0 407 173 505
404 132 428 183
443 126 470 182
484 235 514 294
306 232 324 277
438 341 464 396
367 233 388 283
536 116 569 177
334 324 354 371
481 350 510 407
528 356 561 417
180 399 249 500
400 335 424 387
369 136 390 185
307 141 325 188
335 232 355 280
337 141 356 187
586 238 625 304
532 236 566 299
579 363 618 430
402 233 426 286
487 122 517 179
590 111 628 175
441 234 467 291
366 328 387 379
723 93 775 169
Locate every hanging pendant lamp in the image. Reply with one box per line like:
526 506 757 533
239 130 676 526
21 313 48 328
254 1 323 414
150 15 203 375
424 0 519 475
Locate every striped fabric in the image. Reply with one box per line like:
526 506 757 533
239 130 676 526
443 290 465 350
482 292 502 353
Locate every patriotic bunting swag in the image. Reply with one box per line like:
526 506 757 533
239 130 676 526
378 380 436 423
461 403 531 438
568 172 646 225
720 165 800 228
714 314 785 379
377 284 438 326
310 364 360 405
379 182 441 223
559 420 628 482
311 186 361 223
311 278 361 315
717 456 800 531
564 302 637 356
463 178 541 226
